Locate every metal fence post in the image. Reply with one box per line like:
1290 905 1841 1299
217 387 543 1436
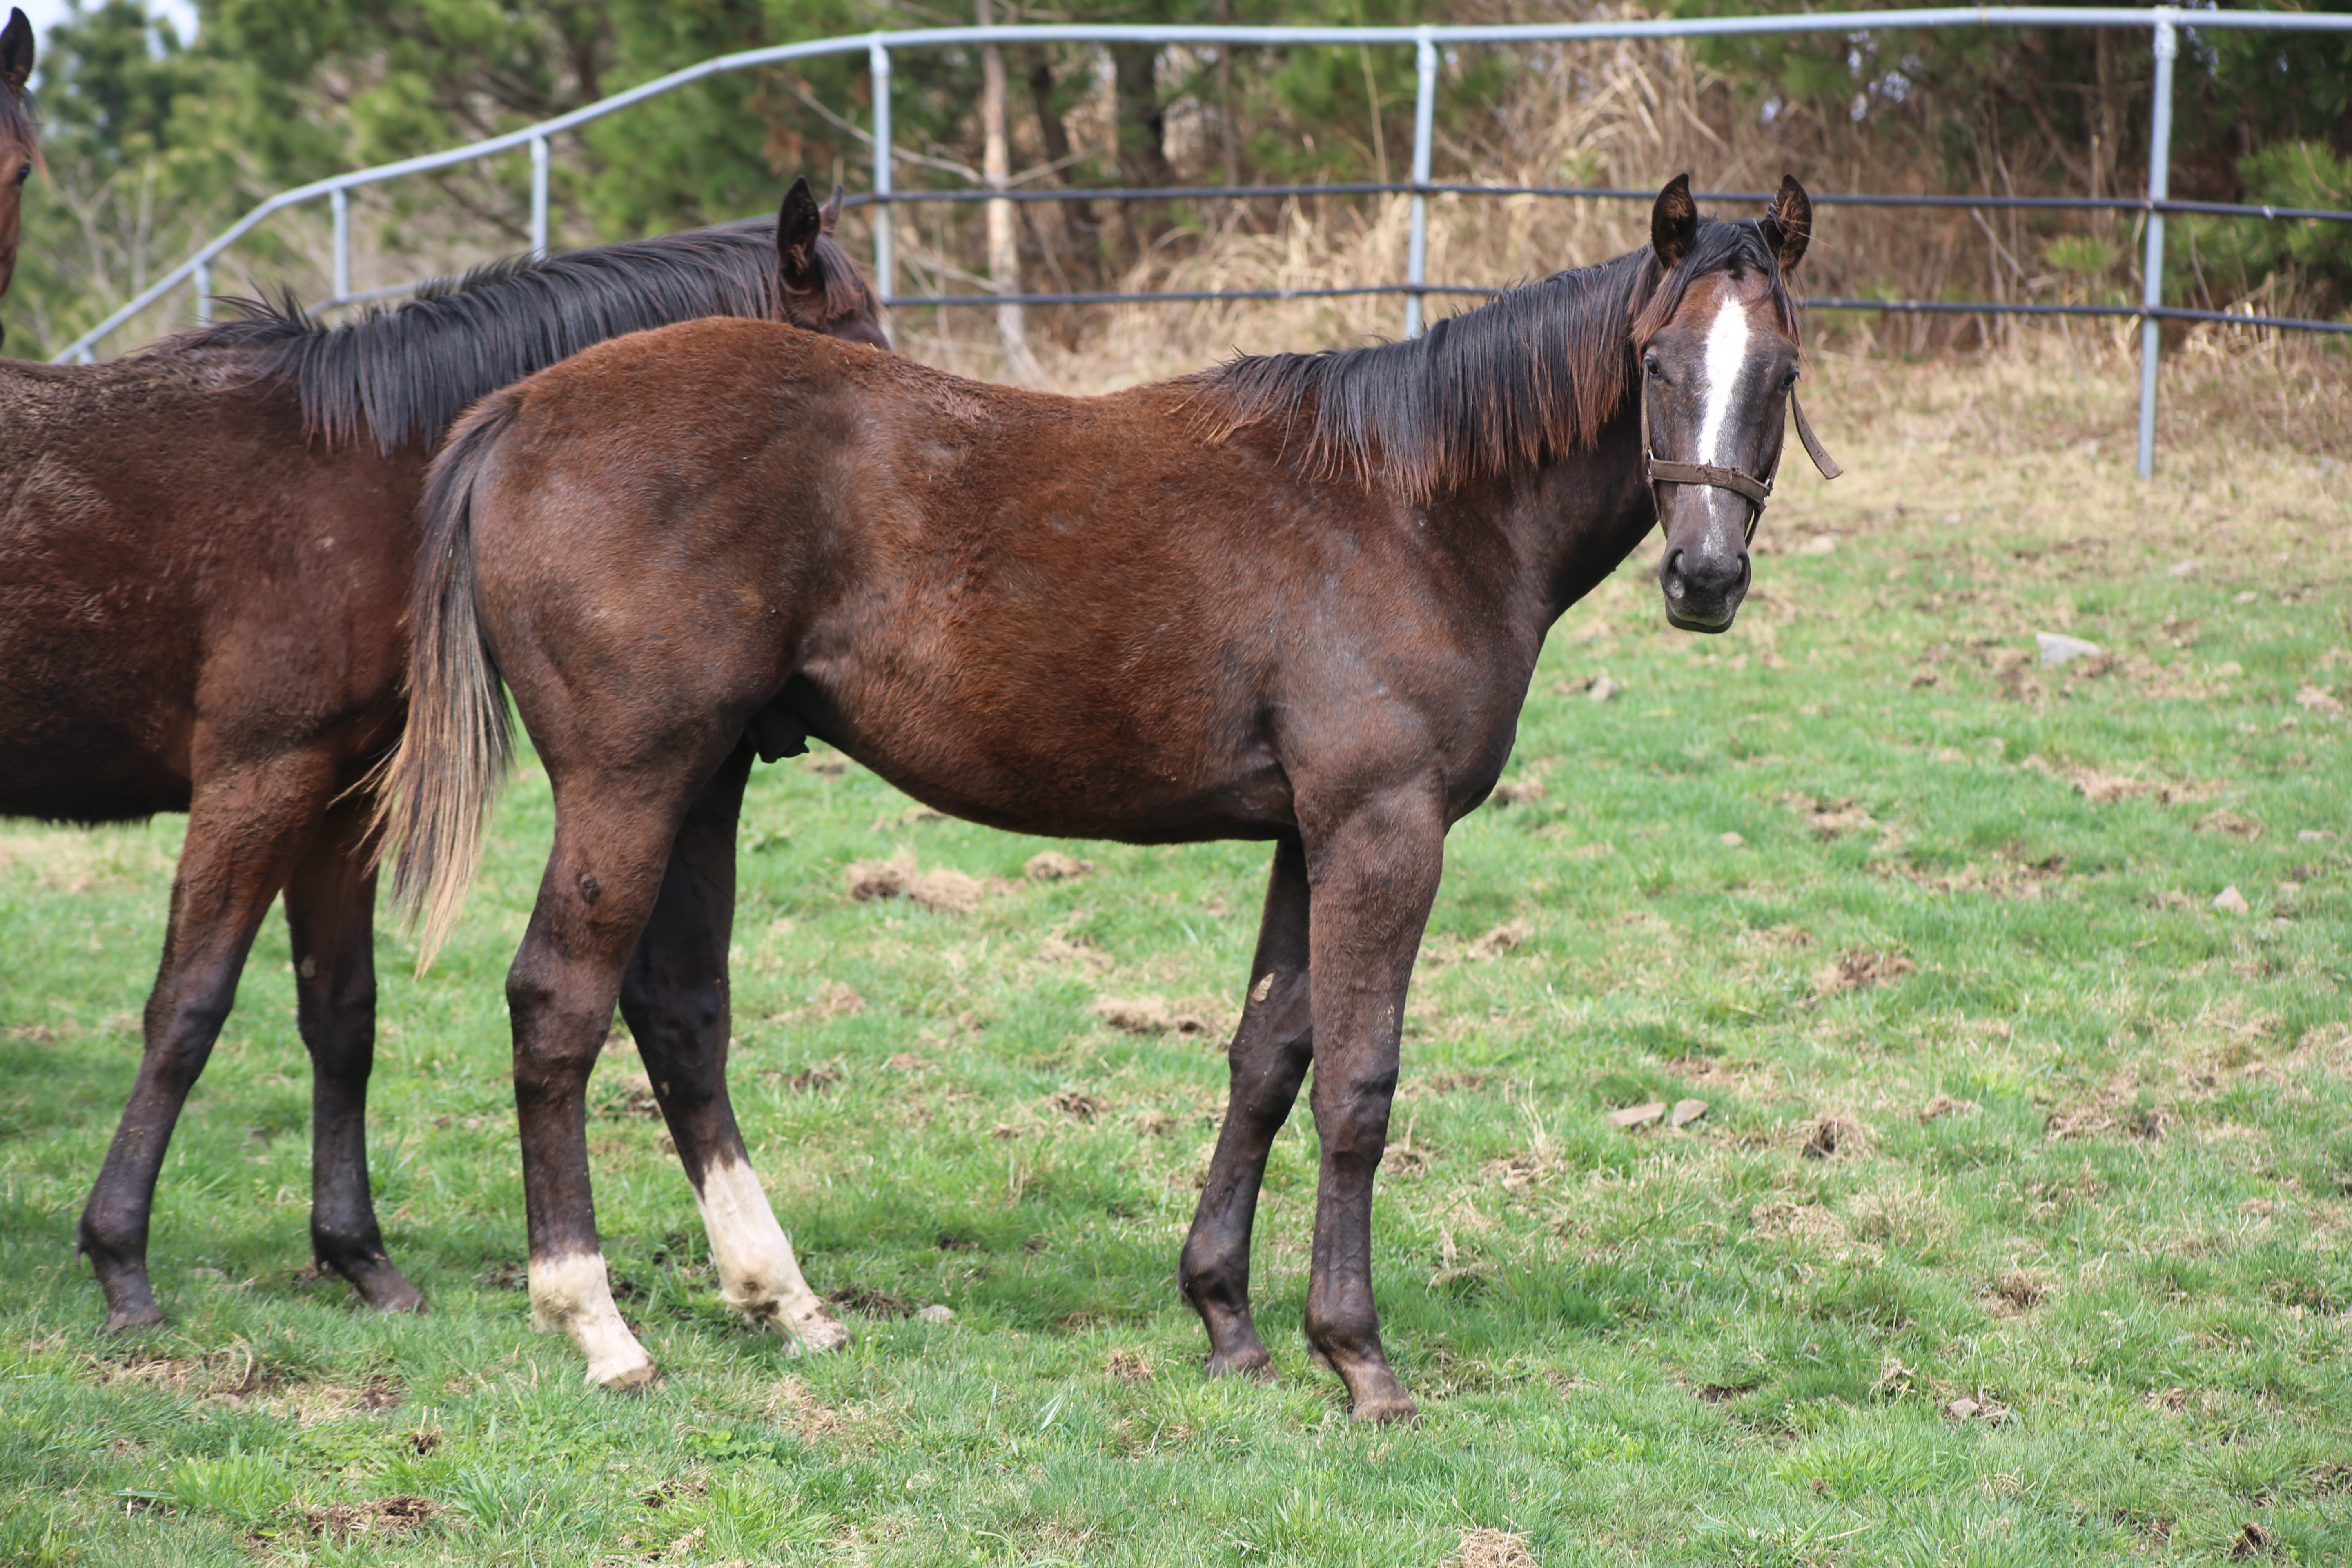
1404 27 1437 338
870 40 895 325
331 187 350 303
193 258 212 326
530 134 550 260
2137 9 2178 480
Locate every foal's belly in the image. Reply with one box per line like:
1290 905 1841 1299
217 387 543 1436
783 663 1296 845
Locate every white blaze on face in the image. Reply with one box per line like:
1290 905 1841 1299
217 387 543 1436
529 1250 656 1388
1696 291 1756 467
694 1153 849 1353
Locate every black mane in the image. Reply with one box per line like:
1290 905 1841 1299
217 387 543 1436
183 218 866 452
1198 216 1797 499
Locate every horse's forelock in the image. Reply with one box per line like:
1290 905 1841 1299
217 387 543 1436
1633 217 1800 351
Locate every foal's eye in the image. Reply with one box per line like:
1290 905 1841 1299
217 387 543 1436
1778 368 1800 392
1643 353 1663 379
11 163 27 187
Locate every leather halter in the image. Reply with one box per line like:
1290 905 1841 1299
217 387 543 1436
1639 307 1842 544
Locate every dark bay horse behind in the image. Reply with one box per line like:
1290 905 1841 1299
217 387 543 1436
383 176 1835 1413
0 180 880 1342
1 6 40 347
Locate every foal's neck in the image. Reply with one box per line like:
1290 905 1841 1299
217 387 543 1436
1485 397 1662 633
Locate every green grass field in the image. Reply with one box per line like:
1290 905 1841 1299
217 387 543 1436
3 352 2348 1566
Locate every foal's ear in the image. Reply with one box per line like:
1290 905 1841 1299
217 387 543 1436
1760 175 1812 274
2 8 33 100
776 175 823 294
1651 173 1698 271
818 182 844 234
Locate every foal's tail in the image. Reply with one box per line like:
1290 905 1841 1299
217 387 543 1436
372 391 523 971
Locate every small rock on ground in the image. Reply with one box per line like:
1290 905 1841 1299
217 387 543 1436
2036 631 2102 666
2212 885 2250 914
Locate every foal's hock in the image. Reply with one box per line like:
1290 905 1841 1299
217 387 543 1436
380 176 1835 1417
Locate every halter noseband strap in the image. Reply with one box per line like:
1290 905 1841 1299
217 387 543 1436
1640 374 1841 545
1638 250 1843 543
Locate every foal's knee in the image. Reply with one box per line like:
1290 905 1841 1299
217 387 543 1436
1310 1074 1398 1165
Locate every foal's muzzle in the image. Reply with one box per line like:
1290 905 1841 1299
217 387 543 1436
1659 537 1751 632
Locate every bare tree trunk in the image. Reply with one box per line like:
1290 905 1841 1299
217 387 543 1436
979 0 1040 383
1107 42 1172 266
2092 28 2120 241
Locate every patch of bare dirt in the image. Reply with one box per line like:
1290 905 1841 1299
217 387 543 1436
1813 951 1914 998
88 1345 288 1404
760 1060 844 1094
1091 997 1210 1037
1024 851 1094 881
1104 1347 1154 1383
1749 1200 1845 1245
1801 1114 1874 1160
2022 755 2218 806
1777 793 1878 835
1035 933 1111 972
1048 1091 1107 1122
1467 919 1531 958
1984 1270 2054 1318
844 849 993 914
1445 1528 1537 1568
827 1285 915 1318
1920 1094 1979 1121
303 1496 440 1544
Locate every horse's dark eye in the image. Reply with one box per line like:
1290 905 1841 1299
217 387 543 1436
11 163 27 187
1644 354 1663 379
1779 368 1799 392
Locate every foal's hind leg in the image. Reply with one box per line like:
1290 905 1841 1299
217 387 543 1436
281 792 422 1314
79 757 339 1330
504 744 748 1388
1179 834 1313 1376
619 743 845 1354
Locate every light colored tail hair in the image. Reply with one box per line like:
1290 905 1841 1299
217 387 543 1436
371 391 523 971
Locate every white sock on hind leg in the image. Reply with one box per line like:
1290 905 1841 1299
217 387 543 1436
694 1153 849 1353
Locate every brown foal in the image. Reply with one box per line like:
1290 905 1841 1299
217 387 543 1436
0 180 880 1338
382 176 1835 1416
0 6 40 346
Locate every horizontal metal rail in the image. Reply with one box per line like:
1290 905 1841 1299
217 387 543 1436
47 7 2352 365
885 284 2352 336
843 183 2352 225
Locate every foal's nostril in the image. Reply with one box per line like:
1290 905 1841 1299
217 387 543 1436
1662 548 1687 600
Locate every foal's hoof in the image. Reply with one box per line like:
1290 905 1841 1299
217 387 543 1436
588 1354 659 1392
1349 1390 1421 1425
779 1305 850 1355
101 1303 167 1335
1203 1345 1273 1380
346 1263 426 1316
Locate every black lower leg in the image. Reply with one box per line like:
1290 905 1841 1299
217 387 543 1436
1180 835 1313 1375
285 797 421 1312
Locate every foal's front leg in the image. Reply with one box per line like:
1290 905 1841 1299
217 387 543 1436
1298 784 1446 1423
619 743 846 1354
